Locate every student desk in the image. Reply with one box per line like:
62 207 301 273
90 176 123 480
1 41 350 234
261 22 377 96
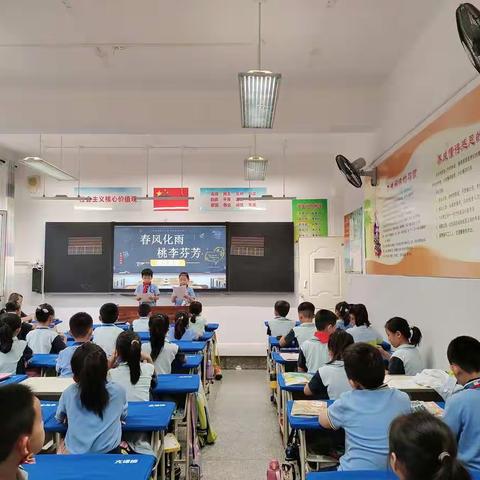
29 354 58 375
305 473 480 480
178 354 203 374
199 331 214 342
205 323 219 332
172 340 207 353
0 374 28 386
21 377 74 400
24 454 156 480
384 375 441 401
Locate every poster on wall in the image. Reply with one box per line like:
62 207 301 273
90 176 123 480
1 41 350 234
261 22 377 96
292 199 328 242
344 207 363 273
365 83 480 278
75 187 142 209
199 187 267 211
153 187 189 211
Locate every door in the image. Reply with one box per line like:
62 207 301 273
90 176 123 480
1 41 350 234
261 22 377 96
298 237 344 310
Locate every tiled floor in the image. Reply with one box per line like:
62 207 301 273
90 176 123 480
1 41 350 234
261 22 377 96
201 370 284 479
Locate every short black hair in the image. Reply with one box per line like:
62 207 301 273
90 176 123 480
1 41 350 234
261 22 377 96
298 302 315 319
4 302 20 313
343 342 385 389
314 309 337 331
69 312 93 338
447 336 480 373
141 268 153 277
0 384 35 462
99 303 119 324
138 303 151 317
274 300 290 317
179 272 190 279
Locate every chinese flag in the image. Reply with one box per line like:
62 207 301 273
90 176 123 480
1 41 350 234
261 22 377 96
153 188 189 211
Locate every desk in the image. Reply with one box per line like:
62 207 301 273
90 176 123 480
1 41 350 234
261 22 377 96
24 454 155 480
118 306 188 323
306 473 480 480
199 331 214 342
21 377 74 400
384 375 441 401
0 374 28 386
172 341 207 354
29 354 58 375
178 355 203 373
205 323 219 332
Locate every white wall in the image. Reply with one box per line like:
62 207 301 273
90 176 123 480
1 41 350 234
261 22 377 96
13 132 377 355
345 1 480 370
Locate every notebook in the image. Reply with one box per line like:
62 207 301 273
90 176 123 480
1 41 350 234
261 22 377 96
291 400 327 416
411 401 444 417
280 353 299 362
283 372 312 386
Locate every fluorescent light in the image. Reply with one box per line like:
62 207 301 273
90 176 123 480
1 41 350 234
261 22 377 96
239 70 281 128
34 195 91 201
245 155 268 180
22 156 78 181
136 196 195 201
74 205 113 211
236 194 296 201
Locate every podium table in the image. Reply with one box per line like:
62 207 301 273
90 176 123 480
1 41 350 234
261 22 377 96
118 305 188 323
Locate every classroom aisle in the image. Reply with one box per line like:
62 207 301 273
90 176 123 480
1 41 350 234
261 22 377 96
202 370 284 479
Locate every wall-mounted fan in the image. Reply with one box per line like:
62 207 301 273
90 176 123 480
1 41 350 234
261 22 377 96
335 155 377 188
457 3 480 73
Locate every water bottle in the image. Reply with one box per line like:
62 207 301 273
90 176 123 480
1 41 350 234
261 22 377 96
267 460 281 480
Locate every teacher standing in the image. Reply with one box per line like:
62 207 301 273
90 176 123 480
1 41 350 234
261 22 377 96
171 272 196 306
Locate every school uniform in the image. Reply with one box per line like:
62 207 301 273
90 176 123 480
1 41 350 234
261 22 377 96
388 343 423 375
189 315 207 338
0 338 32 374
283 322 316 348
326 386 411 471
167 325 198 342
307 360 352 400
443 378 480 471
173 286 196 306
132 317 150 333
26 326 66 354
349 325 383 345
93 324 124 357
56 341 86 377
298 333 330 373
135 282 160 306
336 319 352 331
107 362 155 401
55 381 127 454
142 341 180 375
267 316 296 338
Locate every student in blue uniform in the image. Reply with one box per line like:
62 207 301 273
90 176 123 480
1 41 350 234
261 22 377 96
389 411 470 480
171 272 196 306
267 300 295 338
319 342 411 471
279 302 316 348
167 311 198 342
135 268 160 306
132 303 151 333
443 335 480 471
335 301 353 331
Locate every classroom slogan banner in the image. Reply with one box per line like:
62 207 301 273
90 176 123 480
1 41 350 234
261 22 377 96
199 187 267 211
75 187 142 210
365 83 480 278
344 207 363 274
292 199 328 242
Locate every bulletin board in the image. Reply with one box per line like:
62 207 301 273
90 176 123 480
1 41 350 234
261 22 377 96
365 83 480 278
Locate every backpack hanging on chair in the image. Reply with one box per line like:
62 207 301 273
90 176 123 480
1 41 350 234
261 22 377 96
282 428 300 480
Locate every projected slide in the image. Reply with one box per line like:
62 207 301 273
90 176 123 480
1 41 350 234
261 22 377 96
113 224 227 290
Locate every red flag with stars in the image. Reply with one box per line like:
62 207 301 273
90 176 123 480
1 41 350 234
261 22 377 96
153 188 189 211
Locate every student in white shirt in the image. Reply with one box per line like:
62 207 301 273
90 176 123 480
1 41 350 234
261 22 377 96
280 302 316 348
132 303 151 333
167 312 199 342
26 304 66 354
0 313 32 374
380 317 424 376
267 300 295 338
93 303 123 358
189 301 206 338
348 304 383 345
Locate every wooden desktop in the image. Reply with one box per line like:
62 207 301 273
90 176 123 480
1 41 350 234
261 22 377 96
118 305 188 323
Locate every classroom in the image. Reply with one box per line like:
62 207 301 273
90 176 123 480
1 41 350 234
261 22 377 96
0 1 480 480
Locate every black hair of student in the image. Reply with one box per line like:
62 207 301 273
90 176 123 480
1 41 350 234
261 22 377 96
0 384 36 462
343 342 385 389
314 309 337 331
115 331 142 385
350 303 370 327
141 268 154 277
328 330 354 363
298 302 315 319
335 301 351 327
389 411 471 480
4 302 20 313
69 312 93 338
385 317 422 347
179 271 190 280
71 343 109 419
138 302 151 318
99 303 119 324
274 300 290 317
0 313 21 354
189 301 202 324
447 336 480 373
35 303 54 323
174 311 189 340
149 314 170 361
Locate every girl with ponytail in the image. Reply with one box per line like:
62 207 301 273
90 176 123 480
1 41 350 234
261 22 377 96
168 311 198 341
389 411 471 480
383 317 424 375
189 301 206 337
335 301 352 330
0 313 32 374
55 343 127 454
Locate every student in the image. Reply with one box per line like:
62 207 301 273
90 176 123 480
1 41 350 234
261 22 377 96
0 384 45 480
298 309 337 373
267 300 295 338
132 303 151 333
280 302 316 348
390 411 471 480
2 302 32 342
189 301 206 338
443 336 480 471
56 312 93 378
381 317 423 375
348 304 383 345
7 293 33 323
135 268 160 306
55 343 127 454
167 311 198 342
26 304 66 354
142 314 183 374
319 343 411 471
335 301 353 331
171 272 196 306
304 329 354 400
0 313 32 375
93 303 123 358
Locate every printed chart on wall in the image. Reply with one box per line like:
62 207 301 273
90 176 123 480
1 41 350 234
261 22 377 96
344 207 363 273
292 199 328 242
365 83 480 278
